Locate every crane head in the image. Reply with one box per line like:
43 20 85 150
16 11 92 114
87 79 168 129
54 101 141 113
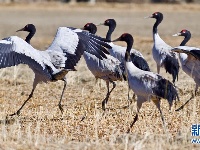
16 24 36 33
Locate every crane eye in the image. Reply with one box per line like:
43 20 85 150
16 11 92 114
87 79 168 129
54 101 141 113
153 12 158 16
84 23 90 28
181 29 186 33
122 33 126 38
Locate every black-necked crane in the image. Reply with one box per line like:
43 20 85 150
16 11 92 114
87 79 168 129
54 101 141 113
82 23 126 110
172 29 200 110
93 20 150 101
1 24 111 116
173 29 200 95
98 19 150 72
112 33 179 133
145 12 180 84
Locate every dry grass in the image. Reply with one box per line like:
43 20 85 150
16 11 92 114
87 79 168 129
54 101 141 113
0 2 200 149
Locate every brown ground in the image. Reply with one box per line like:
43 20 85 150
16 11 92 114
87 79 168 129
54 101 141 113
0 2 200 149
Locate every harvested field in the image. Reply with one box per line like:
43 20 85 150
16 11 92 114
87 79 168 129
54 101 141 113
0 2 200 149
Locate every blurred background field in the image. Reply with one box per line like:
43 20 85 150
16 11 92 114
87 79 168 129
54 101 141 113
0 1 200 149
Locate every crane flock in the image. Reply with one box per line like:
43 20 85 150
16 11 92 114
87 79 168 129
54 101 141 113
0 11 199 133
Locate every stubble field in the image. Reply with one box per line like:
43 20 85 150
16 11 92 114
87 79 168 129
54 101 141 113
0 2 200 149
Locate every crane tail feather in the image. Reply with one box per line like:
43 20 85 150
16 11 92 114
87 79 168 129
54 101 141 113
153 76 179 109
163 55 180 83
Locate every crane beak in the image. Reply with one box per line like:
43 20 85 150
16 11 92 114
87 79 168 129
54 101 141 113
144 15 153 19
16 27 25 32
95 23 104 26
172 33 181 36
112 37 121 42
80 27 89 32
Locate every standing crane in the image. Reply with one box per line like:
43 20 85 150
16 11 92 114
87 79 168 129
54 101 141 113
98 19 150 72
1 24 111 116
172 29 200 110
92 20 150 101
145 12 180 84
173 29 200 95
82 23 126 110
112 33 179 133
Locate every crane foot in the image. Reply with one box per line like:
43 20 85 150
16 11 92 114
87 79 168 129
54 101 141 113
102 101 106 111
58 104 64 114
9 110 20 116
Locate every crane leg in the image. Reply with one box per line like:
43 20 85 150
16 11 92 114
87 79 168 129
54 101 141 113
102 81 109 111
10 84 37 116
157 64 160 74
127 97 144 133
127 114 138 133
102 80 116 111
127 84 134 107
127 84 131 101
152 99 166 132
195 84 198 96
109 81 116 96
175 92 194 111
58 78 67 114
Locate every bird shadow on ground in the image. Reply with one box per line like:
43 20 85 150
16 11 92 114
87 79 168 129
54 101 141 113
0 115 65 125
0 116 19 125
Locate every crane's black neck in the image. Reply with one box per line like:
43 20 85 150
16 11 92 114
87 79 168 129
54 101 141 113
106 23 116 41
25 31 35 44
153 14 163 34
125 38 134 62
180 32 191 46
153 20 162 34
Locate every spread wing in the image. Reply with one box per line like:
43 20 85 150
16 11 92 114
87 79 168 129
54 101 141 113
173 46 200 61
0 36 52 78
47 27 111 70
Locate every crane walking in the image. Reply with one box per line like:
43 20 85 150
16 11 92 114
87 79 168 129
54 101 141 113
173 29 200 95
112 33 179 133
96 19 150 101
98 19 150 72
172 29 200 110
82 23 126 110
1 24 111 116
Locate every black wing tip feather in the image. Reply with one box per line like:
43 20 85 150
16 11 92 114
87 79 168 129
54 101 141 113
77 30 111 60
90 33 111 43
64 41 85 70
190 50 200 61
89 40 108 59
90 34 112 50
163 55 180 83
